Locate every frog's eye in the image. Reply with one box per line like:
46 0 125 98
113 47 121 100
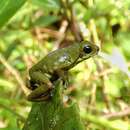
83 45 92 53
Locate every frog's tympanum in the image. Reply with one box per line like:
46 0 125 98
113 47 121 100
27 41 99 101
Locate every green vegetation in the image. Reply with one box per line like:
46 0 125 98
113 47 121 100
0 0 130 130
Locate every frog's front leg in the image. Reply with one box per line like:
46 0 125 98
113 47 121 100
56 70 69 88
28 71 53 101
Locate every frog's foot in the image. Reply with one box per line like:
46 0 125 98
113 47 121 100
27 84 53 102
25 79 32 90
55 69 69 89
26 79 38 90
63 80 69 89
28 91 51 102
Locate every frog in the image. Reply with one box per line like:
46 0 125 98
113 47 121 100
27 41 99 102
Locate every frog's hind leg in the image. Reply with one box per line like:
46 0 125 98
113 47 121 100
29 71 53 88
28 94 50 102
27 84 51 101
28 71 54 101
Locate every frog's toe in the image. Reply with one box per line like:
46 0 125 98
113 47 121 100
49 89 55 97
27 91 50 102
63 81 69 89
28 95 50 102
26 79 38 90
26 79 32 90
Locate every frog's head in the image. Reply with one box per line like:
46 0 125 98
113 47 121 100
78 41 99 61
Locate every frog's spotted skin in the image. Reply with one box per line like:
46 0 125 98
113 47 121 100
27 41 99 101
59 54 69 63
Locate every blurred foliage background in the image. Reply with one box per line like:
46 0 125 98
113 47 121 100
0 0 130 130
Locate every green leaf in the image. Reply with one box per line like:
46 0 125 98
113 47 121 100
3 40 20 59
23 80 85 130
32 0 60 10
33 15 60 27
0 0 26 28
0 127 20 130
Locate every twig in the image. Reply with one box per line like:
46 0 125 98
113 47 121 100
89 19 100 45
102 75 111 110
54 20 68 49
93 61 130 78
81 112 120 130
87 0 101 46
0 54 30 95
33 27 64 40
103 107 130 119
69 3 83 42
89 83 97 106
95 60 111 111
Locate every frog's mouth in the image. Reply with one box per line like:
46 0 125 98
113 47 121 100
76 56 91 64
76 50 99 64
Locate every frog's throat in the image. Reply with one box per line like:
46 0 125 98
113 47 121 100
76 56 91 64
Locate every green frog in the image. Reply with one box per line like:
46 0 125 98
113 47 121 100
27 41 99 101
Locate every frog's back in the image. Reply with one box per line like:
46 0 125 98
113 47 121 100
39 43 80 73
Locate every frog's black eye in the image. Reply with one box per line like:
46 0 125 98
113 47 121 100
83 45 92 53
